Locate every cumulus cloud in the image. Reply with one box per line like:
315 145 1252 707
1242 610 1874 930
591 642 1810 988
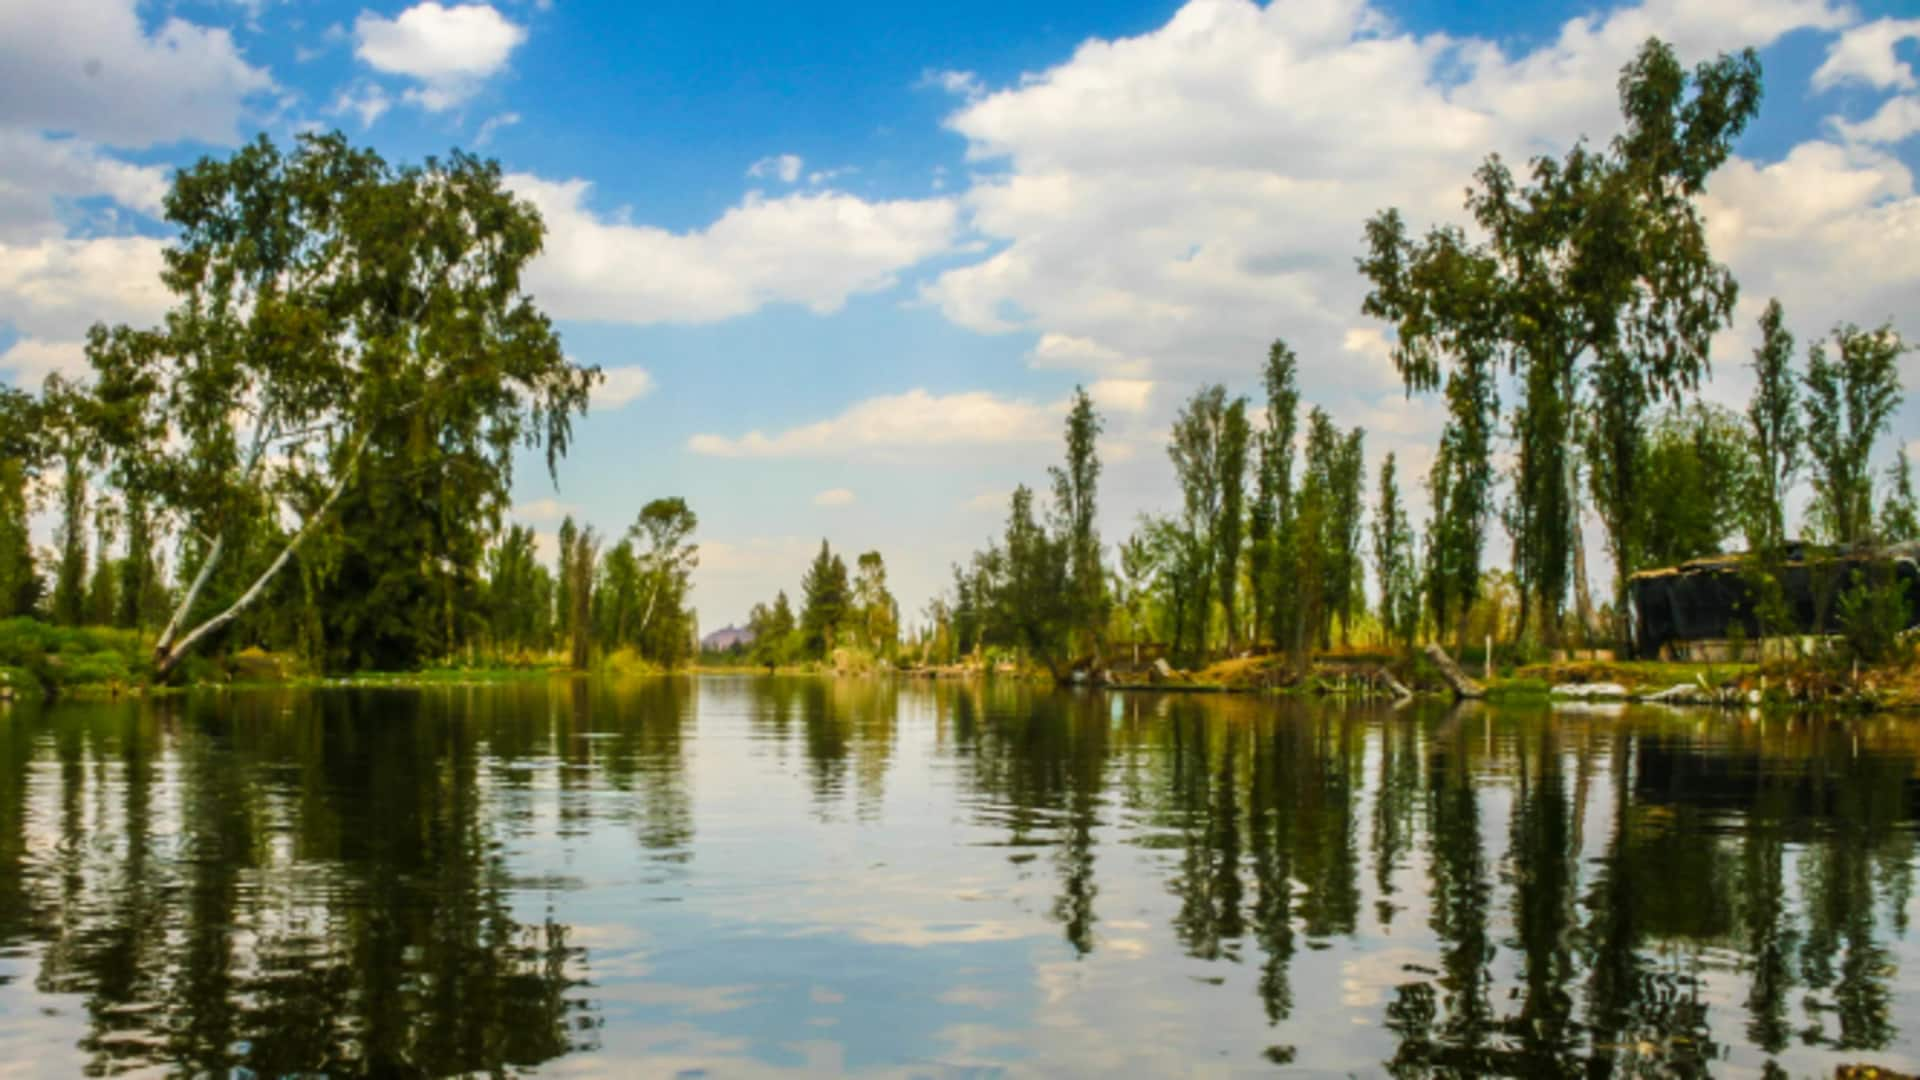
0 0 272 148
354 1 526 110
0 338 88 388
813 487 857 507
1087 377 1153 414
330 81 393 129
925 0 1853 417
1831 95 1920 145
0 132 170 243
1812 17 1920 92
509 175 959 324
919 68 985 101
1027 332 1150 376
591 364 655 409
748 154 805 184
688 388 1059 460
0 235 171 341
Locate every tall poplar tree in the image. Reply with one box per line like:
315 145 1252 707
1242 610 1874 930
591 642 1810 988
1250 341 1300 653
1804 323 1907 547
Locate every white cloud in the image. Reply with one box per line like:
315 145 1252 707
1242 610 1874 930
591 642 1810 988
0 0 272 148
1087 377 1154 414
1027 332 1149 376
1832 95 1920 145
924 0 1850 415
748 154 805 184
0 132 170 243
354 2 526 111
511 497 577 524
963 490 1009 513
920 68 985 101
688 388 1059 460
330 81 393 129
1812 17 1920 92
509 174 959 324
475 110 521 146
0 338 87 388
813 487 857 507
591 364 655 409
0 235 171 341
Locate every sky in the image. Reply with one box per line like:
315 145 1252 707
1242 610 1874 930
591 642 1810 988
2 0 1918 632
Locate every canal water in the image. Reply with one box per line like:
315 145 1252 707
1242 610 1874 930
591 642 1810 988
0 676 1916 1076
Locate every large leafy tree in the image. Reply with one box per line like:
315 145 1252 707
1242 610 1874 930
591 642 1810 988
1167 384 1241 663
1361 38 1761 645
85 132 596 673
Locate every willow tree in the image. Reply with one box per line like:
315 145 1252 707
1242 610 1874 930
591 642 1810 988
85 132 597 673
1361 38 1761 646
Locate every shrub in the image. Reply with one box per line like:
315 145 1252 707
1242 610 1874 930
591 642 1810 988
1836 570 1913 666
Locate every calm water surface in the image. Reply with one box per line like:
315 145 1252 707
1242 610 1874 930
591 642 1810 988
2 677 1919 1077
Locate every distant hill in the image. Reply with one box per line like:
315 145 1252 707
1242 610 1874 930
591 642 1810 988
700 624 755 652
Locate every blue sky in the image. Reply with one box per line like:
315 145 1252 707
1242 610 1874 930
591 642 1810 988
3 0 1918 628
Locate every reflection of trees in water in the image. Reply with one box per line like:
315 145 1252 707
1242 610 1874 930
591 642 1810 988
742 677 900 818
5 689 606 1076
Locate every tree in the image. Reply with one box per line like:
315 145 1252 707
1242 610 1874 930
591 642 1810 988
852 551 898 657
800 540 851 657
1804 323 1907 547
1167 385 1238 663
1746 299 1802 549
0 388 41 617
485 525 546 653
1637 403 1755 568
1215 398 1253 652
1327 425 1366 646
1114 530 1159 665
85 507 118 627
1361 38 1761 645
564 525 600 670
116 490 163 632
749 590 797 669
1250 341 1301 652
43 376 95 627
1883 450 1919 541
84 132 596 674
1371 452 1417 649
554 517 579 651
1048 387 1106 658
988 485 1074 679
628 497 698 663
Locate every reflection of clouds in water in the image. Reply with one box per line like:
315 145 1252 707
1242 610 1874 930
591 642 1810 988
1339 946 1442 1009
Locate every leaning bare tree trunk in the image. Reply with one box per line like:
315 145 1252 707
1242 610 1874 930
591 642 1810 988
1423 642 1486 700
154 432 371 675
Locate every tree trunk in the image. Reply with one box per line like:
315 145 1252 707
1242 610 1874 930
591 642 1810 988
1423 642 1486 700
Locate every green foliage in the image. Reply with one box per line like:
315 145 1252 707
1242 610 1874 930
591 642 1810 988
84 131 596 674
1362 38 1761 645
1049 386 1107 656
1835 569 1913 666
1805 323 1907 547
0 617 148 696
748 590 799 668
851 551 898 659
626 497 700 665
801 540 851 657
1250 340 1301 652
1637 402 1755 568
1372 453 1419 649
485 525 551 654
1745 298 1803 549
1166 384 1239 663
1884 450 1920 541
